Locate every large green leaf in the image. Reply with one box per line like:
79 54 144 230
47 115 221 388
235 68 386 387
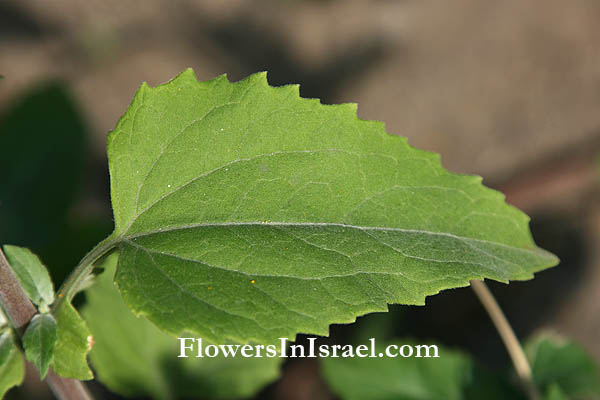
0 330 25 398
2 245 54 309
82 253 282 399
105 69 558 343
22 313 58 379
526 333 600 399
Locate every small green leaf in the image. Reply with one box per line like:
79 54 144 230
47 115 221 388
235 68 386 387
0 330 25 398
105 69 558 344
83 253 281 399
3 245 54 308
23 313 58 379
526 332 600 399
50 301 93 380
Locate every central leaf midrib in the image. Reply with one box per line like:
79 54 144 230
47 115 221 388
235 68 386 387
121 221 542 256
123 238 462 282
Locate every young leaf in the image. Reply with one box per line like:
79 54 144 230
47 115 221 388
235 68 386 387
3 245 54 309
526 332 600 399
23 313 58 379
0 330 25 398
106 69 558 344
82 253 282 399
50 301 94 380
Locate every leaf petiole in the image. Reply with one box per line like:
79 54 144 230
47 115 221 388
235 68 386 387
52 235 119 312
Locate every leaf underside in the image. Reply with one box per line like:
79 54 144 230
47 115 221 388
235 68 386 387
106 69 558 343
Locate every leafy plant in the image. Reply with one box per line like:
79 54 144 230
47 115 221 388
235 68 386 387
0 70 597 400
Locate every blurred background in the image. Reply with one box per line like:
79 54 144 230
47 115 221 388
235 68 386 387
1 0 599 399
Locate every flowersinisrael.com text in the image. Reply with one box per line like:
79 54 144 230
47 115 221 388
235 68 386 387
178 338 439 359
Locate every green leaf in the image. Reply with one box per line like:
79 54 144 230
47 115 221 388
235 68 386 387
0 330 25 398
23 313 58 379
2 245 54 309
526 332 600 399
105 69 558 343
321 339 521 400
82 253 281 399
50 301 93 380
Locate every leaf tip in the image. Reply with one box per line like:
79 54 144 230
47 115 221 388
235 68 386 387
39 366 50 380
540 249 560 269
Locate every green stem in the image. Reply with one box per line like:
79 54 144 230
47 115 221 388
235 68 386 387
52 235 119 312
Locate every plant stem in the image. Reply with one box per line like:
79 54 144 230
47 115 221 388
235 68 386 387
0 247 36 334
46 371 93 400
0 246 94 400
52 235 118 312
470 279 538 400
